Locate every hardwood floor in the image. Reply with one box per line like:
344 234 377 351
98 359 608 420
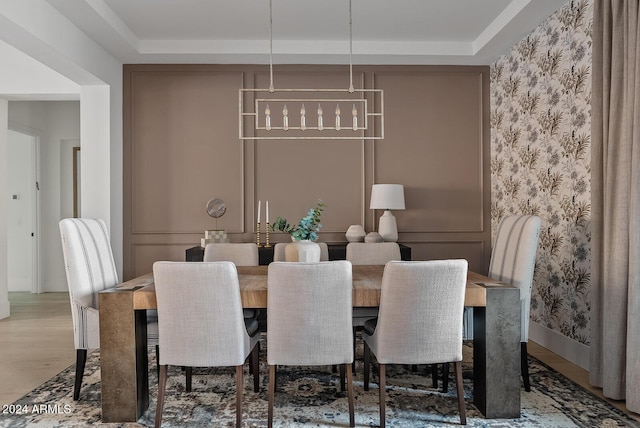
1 292 639 422
0 292 74 405
527 341 640 422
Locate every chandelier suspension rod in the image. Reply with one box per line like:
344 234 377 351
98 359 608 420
349 0 354 93
269 0 274 92
267 0 354 93
239 0 384 140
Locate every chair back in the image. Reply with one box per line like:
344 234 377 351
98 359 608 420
370 260 468 364
489 215 541 341
273 242 329 261
346 242 400 265
153 261 253 367
267 261 353 366
273 243 287 261
59 218 118 310
59 218 118 349
203 243 258 266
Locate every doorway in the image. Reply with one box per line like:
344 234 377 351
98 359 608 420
7 129 39 293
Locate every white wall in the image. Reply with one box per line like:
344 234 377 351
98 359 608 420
9 101 80 292
0 99 10 318
0 1 125 314
79 86 111 228
7 129 35 291
0 1 124 264
0 40 80 97
0 0 123 239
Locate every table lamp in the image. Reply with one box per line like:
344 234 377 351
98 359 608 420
370 184 405 242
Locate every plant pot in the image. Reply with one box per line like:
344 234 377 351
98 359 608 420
284 240 321 262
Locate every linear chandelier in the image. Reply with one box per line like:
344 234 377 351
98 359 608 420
239 0 384 140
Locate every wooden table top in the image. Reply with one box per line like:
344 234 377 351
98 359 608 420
118 265 506 310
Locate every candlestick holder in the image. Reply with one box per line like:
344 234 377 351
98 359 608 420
264 222 272 247
256 222 261 247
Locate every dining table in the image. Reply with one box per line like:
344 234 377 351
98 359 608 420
98 264 521 422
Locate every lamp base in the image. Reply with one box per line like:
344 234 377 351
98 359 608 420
378 210 398 242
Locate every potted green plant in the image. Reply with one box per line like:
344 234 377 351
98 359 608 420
270 200 326 261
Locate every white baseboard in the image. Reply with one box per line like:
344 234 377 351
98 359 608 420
529 321 590 370
0 298 10 320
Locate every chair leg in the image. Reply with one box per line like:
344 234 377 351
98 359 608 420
363 341 371 391
185 367 192 392
155 345 160 379
248 335 257 375
442 362 450 393
454 361 467 425
352 326 357 372
73 349 87 401
521 341 531 392
154 365 168 428
268 365 276 428
235 365 243 428
346 363 355 427
251 341 260 393
431 364 438 388
340 364 346 392
379 363 386 428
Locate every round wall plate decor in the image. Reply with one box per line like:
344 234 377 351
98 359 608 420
206 198 226 218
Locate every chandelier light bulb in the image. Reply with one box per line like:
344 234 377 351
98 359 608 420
335 104 341 131
352 104 358 131
318 104 324 131
300 104 306 130
265 104 271 130
283 104 289 131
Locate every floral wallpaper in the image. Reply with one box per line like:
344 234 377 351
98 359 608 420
490 0 592 344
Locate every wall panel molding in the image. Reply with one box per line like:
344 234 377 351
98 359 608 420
128 69 245 236
123 64 491 279
131 243 196 278
370 69 488 234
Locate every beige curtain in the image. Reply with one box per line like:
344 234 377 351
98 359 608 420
591 0 640 412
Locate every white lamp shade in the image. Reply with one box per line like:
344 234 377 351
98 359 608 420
370 184 405 210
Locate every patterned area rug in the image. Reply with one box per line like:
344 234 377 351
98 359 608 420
1 339 638 427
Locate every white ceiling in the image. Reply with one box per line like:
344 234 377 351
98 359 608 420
47 0 566 65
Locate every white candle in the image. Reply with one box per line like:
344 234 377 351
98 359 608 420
266 200 269 223
257 200 261 224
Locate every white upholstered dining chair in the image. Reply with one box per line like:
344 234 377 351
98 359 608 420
346 242 401 366
272 241 329 261
203 242 260 322
153 261 260 428
363 260 468 427
267 261 355 427
59 218 158 400
203 242 259 265
345 242 401 266
488 214 541 392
